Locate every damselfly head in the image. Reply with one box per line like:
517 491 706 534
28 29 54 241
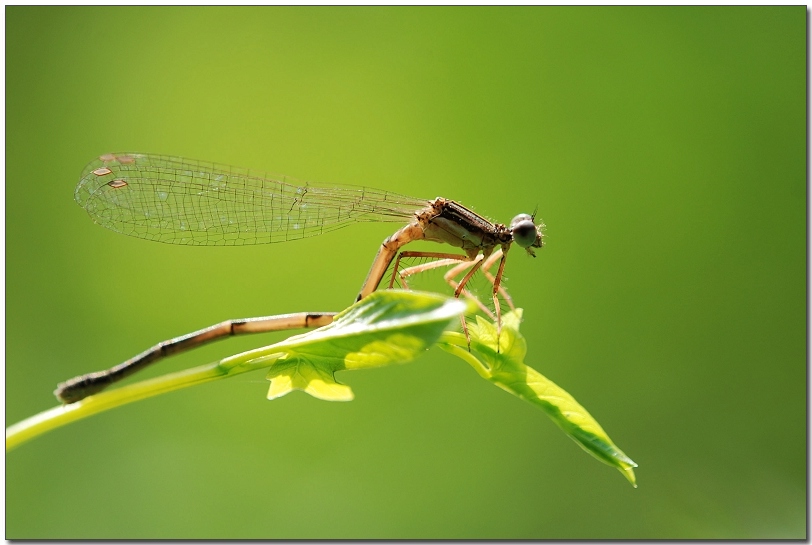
510 213 544 257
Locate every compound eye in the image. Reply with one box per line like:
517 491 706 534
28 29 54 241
511 218 537 248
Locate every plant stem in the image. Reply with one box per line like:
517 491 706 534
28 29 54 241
6 349 281 451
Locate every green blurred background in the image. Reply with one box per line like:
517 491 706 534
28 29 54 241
6 6 805 539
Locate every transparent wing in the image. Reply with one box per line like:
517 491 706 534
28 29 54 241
75 153 428 246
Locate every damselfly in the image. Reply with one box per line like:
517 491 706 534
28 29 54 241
56 152 544 403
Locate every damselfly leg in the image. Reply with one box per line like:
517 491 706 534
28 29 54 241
388 247 516 348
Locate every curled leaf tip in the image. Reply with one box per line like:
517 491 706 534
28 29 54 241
621 466 638 488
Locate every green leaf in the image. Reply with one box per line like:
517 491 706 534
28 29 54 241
439 310 638 487
6 290 466 450
259 290 468 401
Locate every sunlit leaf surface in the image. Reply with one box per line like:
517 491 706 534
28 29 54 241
262 290 467 401
439 310 638 487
